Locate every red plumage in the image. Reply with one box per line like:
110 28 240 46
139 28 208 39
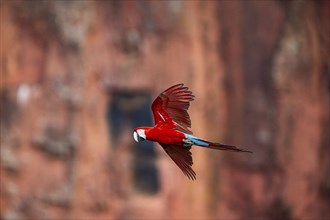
133 83 252 180
151 83 194 134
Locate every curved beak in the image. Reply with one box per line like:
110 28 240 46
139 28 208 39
133 131 146 142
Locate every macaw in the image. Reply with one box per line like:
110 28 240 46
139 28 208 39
133 83 252 180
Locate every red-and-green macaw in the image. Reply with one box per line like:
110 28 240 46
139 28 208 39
133 83 252 180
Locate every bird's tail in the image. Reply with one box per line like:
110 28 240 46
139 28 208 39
185 134 252 153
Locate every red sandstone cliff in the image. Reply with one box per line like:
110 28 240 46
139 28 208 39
1 1 329 219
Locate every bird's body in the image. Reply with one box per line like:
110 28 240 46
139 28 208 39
140 126 185 145
133 83 252 180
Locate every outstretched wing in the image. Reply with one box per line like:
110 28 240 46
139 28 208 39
151 83 194 134
160 144 196 180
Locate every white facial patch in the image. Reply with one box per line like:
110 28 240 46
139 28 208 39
133 129 146 142
137 129 146 140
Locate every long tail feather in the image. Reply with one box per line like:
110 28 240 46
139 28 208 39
185 134 252 153
206 142 253 153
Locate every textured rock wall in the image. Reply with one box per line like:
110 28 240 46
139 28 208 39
1 1 329 219
217 1 329 219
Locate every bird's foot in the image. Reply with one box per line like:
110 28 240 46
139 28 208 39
183 139 193 149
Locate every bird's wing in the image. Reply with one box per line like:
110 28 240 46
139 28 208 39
160 144 196 180
151 83 194 134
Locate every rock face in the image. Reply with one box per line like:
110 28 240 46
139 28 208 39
1 1 329 219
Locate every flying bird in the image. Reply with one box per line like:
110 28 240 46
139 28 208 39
133 83 252 180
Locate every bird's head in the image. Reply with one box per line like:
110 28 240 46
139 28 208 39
133 128 146 142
